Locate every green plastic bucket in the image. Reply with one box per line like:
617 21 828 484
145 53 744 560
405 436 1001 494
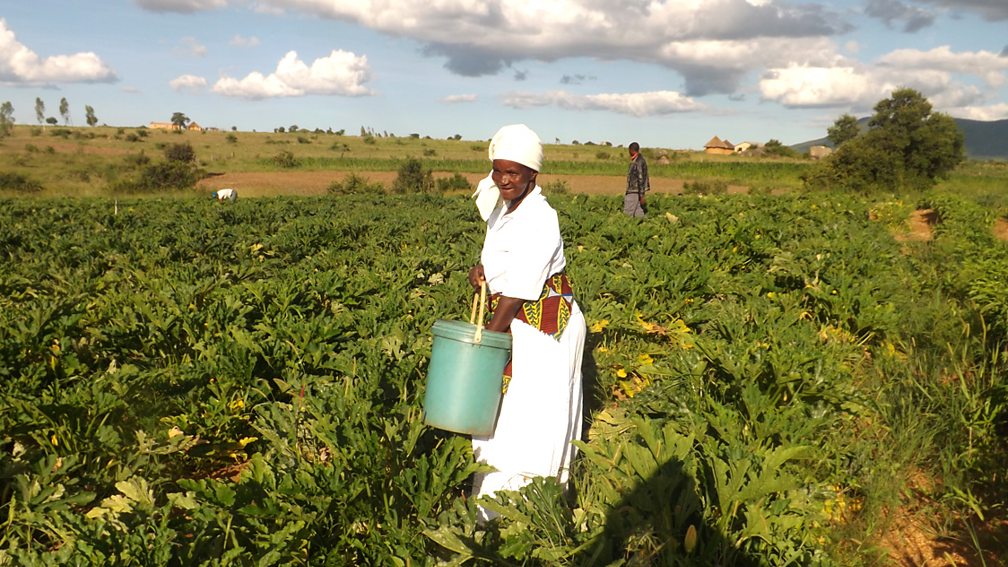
424 319 512 436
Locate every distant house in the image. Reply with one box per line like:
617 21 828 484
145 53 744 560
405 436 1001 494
704 136 735 155
148 121 178 130
809 145 833 160
187 122 204 132
733 141 760 154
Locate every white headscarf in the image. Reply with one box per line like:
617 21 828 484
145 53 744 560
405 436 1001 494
472 124 543 220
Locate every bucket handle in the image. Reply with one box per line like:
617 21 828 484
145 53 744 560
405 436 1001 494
469 280 488 343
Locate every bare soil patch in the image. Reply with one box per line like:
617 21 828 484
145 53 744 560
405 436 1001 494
895 208 937 242
196 171 709 197
994 217 1008 241
877 470 1007 567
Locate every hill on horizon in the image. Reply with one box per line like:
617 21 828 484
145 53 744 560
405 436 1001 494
790 117 1008 160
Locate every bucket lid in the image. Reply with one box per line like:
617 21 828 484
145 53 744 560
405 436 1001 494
432 320 512 349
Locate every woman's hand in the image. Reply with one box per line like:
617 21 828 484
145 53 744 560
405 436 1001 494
468 264 486 289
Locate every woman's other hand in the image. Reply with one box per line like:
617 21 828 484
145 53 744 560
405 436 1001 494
468 265 486 289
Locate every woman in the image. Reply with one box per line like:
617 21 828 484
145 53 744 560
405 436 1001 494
467 124 586 522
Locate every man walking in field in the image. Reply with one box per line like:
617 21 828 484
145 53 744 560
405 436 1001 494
624 142 649 218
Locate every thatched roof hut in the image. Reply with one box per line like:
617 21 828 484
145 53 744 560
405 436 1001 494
704 136 734 155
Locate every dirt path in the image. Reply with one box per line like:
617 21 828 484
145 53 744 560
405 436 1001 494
196 170 745 197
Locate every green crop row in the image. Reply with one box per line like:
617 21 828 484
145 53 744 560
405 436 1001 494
1 189 1005 564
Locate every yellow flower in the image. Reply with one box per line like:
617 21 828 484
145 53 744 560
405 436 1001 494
637 353 654 365
51 434 58 446
616 368 627 378
229 398 245 412
590 319 610 333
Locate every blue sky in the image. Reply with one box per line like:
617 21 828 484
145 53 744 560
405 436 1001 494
1 0 1006 150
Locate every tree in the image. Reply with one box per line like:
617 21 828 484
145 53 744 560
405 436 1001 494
827 113 859 147
46 117 58 126
170 112 189 130
763 139 799 158
0 101 14 137
59 97 70 125
35 97 45 127
85 105 98 127
804 89 964 193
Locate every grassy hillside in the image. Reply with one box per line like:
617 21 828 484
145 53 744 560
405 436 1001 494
1 123 1005 198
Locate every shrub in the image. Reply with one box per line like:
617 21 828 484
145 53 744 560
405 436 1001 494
362 135 376 145
543 179 571 195
297 136 311 144
392 158 434 194
435 173 471 193
124 152 151 168
595 150 609 160
272 151 299 168
125 133 141 143
0 172 43 193
132 161 199 192
762 139 799 158
327 173 384 195
164 142 196 163
423 148 437 157
682 180 727 195
226 134 238 144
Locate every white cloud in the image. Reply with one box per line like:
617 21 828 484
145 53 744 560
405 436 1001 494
230 34 260 48
761 45 1008 113
760 65 880 107
503 90 701 117
177 36 208 57
911 0 1008 21
0 19 116 84
135 0 229 13
878 46 1008 86
212 50 372 98
950 103 1008 121
442 94 477 103
123 1 1005 121
253 0 849 95
170 74 208 91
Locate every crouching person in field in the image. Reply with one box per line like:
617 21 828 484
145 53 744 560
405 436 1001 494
211 188 237 202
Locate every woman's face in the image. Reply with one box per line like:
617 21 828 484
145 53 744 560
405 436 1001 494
491 159 537 202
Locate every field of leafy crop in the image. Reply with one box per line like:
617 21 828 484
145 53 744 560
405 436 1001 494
2 190 1006 565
